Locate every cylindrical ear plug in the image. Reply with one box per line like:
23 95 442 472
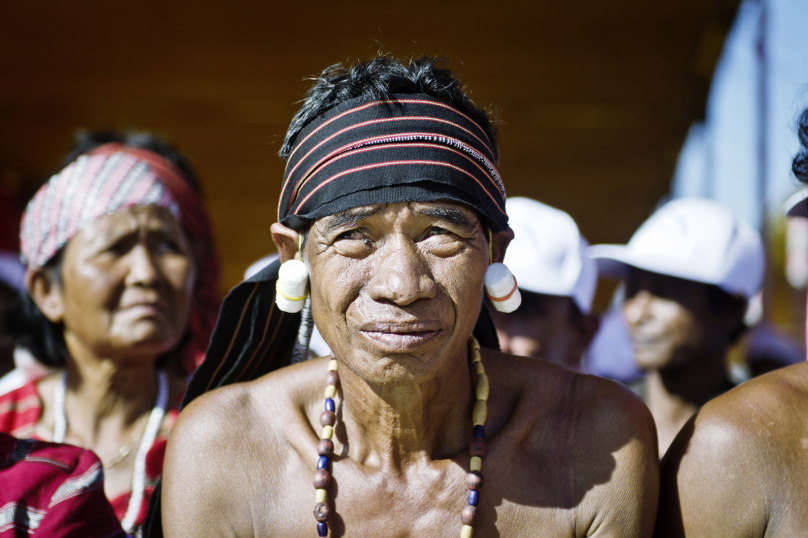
484 263 521 313
276 259 309 313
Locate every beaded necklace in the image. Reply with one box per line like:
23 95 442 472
312 336 488 538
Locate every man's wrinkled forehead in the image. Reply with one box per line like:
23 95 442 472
315 201 483 235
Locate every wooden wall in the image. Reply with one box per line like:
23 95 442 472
0 0 739 292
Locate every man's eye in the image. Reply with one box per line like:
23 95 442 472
336 230 371 245
426 227 449 237
337 230 362 240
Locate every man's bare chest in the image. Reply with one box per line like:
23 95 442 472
247 453 579 538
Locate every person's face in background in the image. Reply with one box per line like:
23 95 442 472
0 282 18 375
623 268 742 371
491 290 599 371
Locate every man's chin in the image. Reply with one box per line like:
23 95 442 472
634 348 676 371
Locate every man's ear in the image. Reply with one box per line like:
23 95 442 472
490 228 514 264
26 269 64 324
270 222 301 264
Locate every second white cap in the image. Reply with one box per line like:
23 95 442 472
588 197 764 300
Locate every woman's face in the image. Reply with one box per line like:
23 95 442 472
55 205 196 362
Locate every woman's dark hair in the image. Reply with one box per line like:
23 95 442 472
9 250 66 367
10 130 202 367
280 54 499 163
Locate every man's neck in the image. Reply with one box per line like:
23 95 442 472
336 350 475 474
645 350 728 455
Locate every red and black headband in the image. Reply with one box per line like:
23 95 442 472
278 94 509 232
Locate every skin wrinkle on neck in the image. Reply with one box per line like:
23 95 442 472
336 348 475 472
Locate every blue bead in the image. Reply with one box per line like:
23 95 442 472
317 521 328 536
325 398 335 412
468 489 480 506
317 456 329 470
473 425 485 439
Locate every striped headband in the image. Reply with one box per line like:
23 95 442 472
20 144 222 373
279 93 509 232
20 149 181 269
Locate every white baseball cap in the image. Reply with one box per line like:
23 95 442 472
784 189 808 217
588 198 764 300
503 197 598 314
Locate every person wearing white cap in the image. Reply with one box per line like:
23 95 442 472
589 197 764 456
491 197 599 371
654 110 808 538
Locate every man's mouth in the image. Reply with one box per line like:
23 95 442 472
359 322 442 350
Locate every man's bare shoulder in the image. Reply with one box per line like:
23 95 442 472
486 350 658 537
487 348 656 445
656 363 808 538
175 356 328 446
163 358 328 537
668 361 808 467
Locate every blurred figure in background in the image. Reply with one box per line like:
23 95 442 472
589 198 764 456
0 131 220 535
653 107 808 538
491 197 599 371
584 294 642 382
0 251 24 378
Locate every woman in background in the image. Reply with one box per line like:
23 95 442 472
0 131 220 535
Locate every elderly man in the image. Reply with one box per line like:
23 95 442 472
490 197 599 371
653 111 808 538
157 55 657 538
589 198 764 456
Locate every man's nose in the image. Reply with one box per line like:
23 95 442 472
624 290 653 324
124 244 160 287
366 237 436 306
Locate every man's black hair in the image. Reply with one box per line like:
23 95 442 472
793 108 808 188
10 130 201 367
280 54 499 164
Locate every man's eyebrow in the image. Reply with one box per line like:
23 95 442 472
416 207 478 233
321 207 381 234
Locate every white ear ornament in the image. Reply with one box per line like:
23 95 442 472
484 262 521 313
276 258 309 313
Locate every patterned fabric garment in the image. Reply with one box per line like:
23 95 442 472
0 431 125 538
0 381 179 530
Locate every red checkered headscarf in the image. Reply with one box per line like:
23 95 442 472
20 143 221 373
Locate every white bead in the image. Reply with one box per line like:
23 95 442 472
484 263 521 313
275 259 309 313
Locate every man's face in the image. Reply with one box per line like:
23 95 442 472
303 201 489 386
623 268 728 370
490 292 587 371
